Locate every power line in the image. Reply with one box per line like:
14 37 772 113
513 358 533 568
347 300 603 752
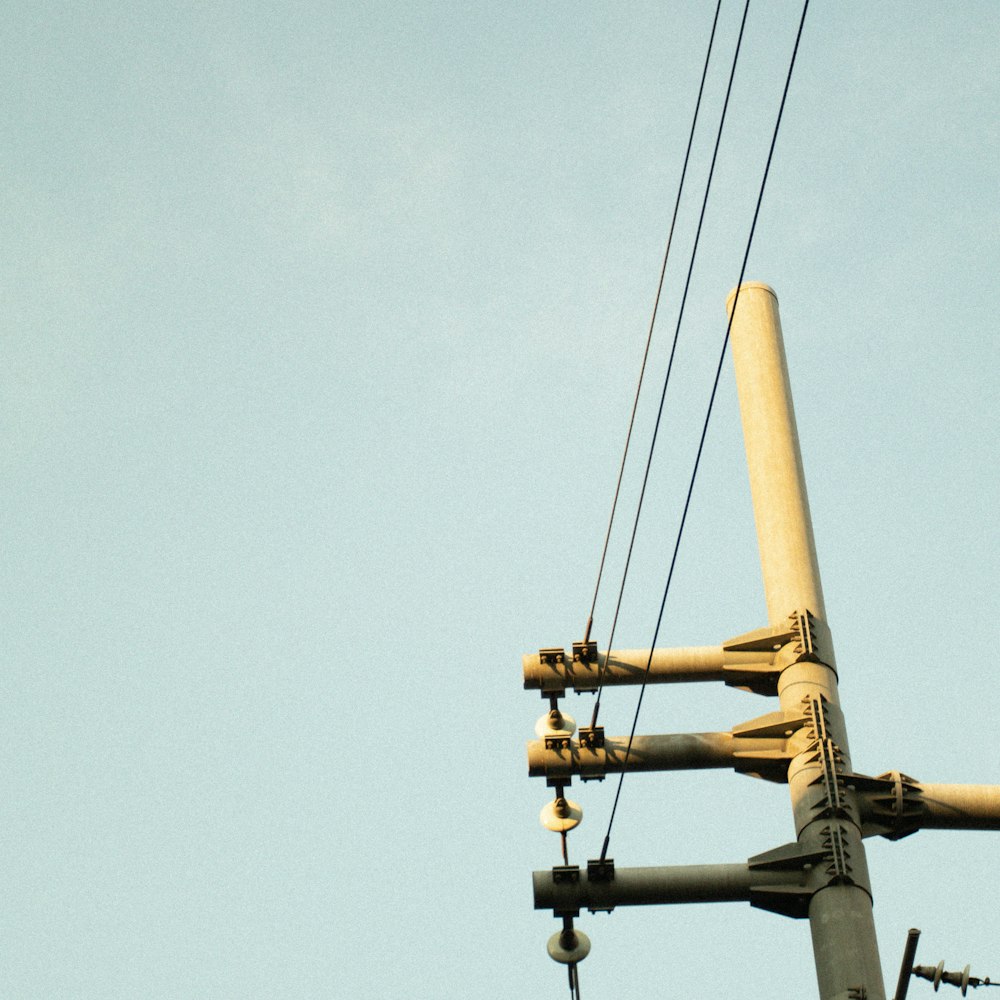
588 0 750 734
599 0 811 863
582 0 723 652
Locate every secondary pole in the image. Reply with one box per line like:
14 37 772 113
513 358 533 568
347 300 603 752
728 283 884 999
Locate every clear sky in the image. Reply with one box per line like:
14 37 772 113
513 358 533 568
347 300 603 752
2 2 997 998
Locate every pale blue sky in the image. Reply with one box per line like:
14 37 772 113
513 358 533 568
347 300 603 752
2 3 997 997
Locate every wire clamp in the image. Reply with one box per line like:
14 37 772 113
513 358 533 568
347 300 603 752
586 858 615 882
551 865 580 884
540 647 565 666
577 726 605 750
571 641 599 692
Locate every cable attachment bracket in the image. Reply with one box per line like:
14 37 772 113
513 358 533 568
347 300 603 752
536 648 568 698
587 858 615 882
571 640 599 692
585 857 615 913
577 726 605 750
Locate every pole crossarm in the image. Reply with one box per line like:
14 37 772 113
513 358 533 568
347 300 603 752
533 836 875 922
526 708 806 784
854 773 1000 839
522 615 834 698
534 861 774 915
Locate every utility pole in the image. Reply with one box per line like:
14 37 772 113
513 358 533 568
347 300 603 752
729 282 881 994
525 283 1000 999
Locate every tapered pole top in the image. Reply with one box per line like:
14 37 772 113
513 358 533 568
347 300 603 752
726 283 827 625
726 281 777 314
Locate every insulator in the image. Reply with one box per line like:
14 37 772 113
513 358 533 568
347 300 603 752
535 709 577 740
540 797 582 832
547 928 590 965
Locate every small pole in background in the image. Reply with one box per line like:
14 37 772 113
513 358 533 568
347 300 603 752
893 929 921 1000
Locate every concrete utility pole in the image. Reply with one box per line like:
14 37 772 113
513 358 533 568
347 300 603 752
525 284 1000 999
730 282 881 995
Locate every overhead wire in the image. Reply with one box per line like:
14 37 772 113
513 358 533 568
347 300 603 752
588 0 749 734
598 0 811 863
582 0 722 653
